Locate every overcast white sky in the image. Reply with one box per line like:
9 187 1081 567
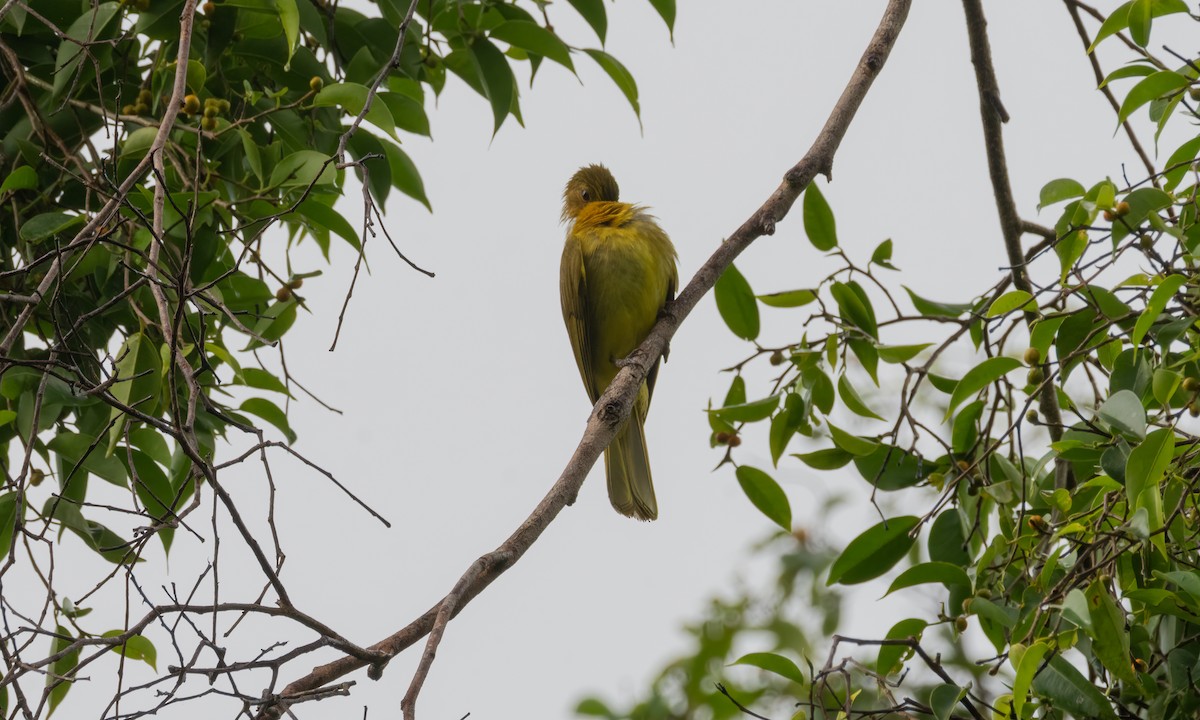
19 2 1191 718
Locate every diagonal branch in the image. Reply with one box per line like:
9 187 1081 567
254 1 913 717
961 0 1071 490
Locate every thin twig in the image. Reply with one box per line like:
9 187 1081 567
716 683 775 720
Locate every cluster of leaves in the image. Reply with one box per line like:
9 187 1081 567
592 3 1200 719
0 0 670 715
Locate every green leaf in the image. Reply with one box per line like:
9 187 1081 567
885 561 971 597
565 0 606 43
837 375 883 421
47 625 80 715
48 432 128 487
1156 570 1200 602
806 368 835 414
238 130 264 184
574 698 616 718
1038 178 1085 209
1054 229 1088 284
877 343 932 364
126 450 176 550
311 82 397 138
583 49 639 123
943 357 1021 422
1118 70 1189 124
1125 427 1173 508
714 263 759 341
275 0 299 68
731 652 803 685
852 444 928 491
712 394 779 424
951 400 984 455
297 199 360 249
904 287 973 318
827 516 919 586
1128 0 1155 46
380 141 432 210
927 510 970 566
240 398 298 444
53 3 121 98
757 289 816 308
129 428 171 467
645 0 675 38
490 21 573 71
794 448 853 470
1011 641 1049 720
1086 579 1138 684
735 466 791 531
245 300 298 349
1131 273 1186 347
987 290 1035 317
0 166 37 193
870 238 896 269
237 368 292 396
101 631 158 670
79 520 139 565
830 282 877 338
1098 389 1146 440
110 332 163 416
1062 588 1092 629
970 597 1016 628
19 212 86 244
723 375 746 407
877 618 926 675
828 423 878 457
0 492 20 558
802 183 837 251
929 684 966 720
1163 134 1200 191
1102 64 1156 87
1032 655 1117 720
376 93 431 137
268 151 336 189
1090 0 1186 51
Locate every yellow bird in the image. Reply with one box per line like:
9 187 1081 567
559 165 679 521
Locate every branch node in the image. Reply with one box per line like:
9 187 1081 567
986 90 1010 122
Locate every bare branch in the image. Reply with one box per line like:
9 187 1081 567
960 0 1070 490
253 1 914 716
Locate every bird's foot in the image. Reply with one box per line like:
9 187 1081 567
613 347 646 369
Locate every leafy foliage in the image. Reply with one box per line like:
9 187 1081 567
0 0 667 714
586 6 1200 720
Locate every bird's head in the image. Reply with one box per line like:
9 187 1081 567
561 164 620 222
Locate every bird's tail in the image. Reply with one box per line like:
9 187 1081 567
605 407 658 521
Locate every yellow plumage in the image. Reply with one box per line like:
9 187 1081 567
559 165 678 521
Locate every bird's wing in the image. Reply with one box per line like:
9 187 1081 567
646 258 677 403
560 233 600 403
